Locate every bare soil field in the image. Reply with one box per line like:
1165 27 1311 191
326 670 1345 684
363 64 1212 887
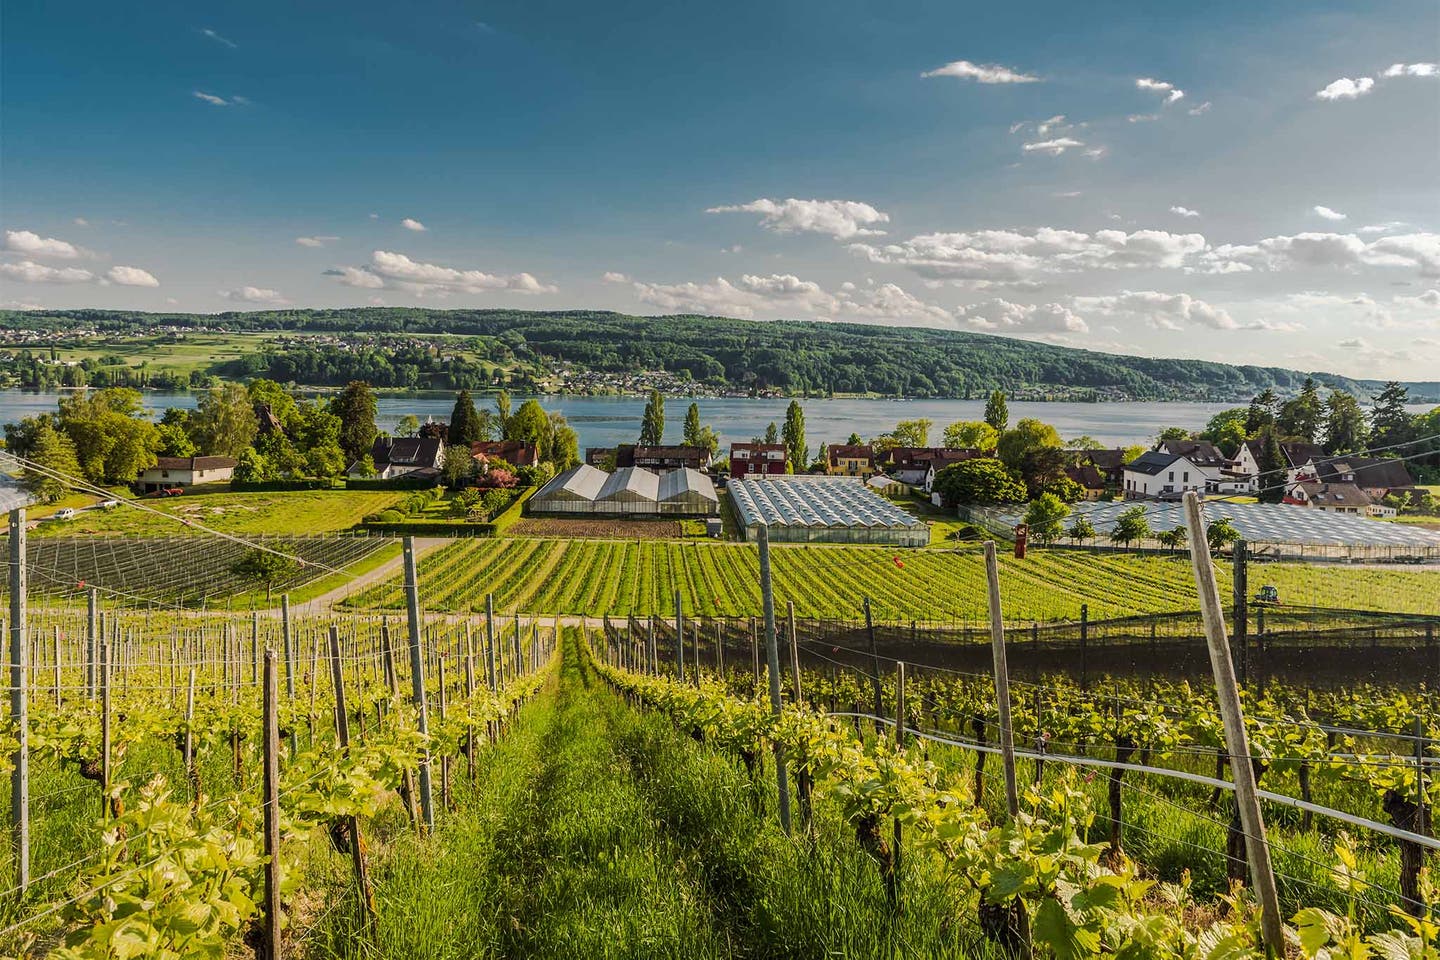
508 517 685 539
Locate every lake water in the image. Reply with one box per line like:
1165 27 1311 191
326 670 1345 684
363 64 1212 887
1 390 1432 453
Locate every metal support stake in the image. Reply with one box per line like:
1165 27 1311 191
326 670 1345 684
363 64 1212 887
757 526 791 835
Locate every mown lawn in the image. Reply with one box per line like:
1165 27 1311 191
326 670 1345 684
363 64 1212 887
30 489 403 537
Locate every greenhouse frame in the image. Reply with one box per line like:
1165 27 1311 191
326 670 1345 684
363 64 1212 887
729 476 929 547
528 464 719 516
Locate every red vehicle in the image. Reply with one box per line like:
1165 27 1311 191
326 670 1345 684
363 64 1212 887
147 487 185 498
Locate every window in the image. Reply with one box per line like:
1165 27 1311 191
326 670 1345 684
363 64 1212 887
1183 472 1189 483
1168 471 1174 482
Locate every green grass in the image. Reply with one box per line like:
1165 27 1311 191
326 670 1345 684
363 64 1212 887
31 489 403 538
343 537 1440 620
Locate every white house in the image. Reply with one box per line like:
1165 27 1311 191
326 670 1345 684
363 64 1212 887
136 456 237 492
1123 451 1207 500
349 436 447 481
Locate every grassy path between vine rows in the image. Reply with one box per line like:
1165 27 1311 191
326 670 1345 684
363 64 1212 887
306 633 984 959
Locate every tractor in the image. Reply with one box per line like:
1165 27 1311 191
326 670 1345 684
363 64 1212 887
1253 585 1280 605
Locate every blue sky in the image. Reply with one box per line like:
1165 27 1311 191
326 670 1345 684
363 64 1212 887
3 0 1438 378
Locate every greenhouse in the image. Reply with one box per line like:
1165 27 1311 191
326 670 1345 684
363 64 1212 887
729 476 929 547
528 464 718 516
658 468 720 515
596 467 662 514
528 464 610 513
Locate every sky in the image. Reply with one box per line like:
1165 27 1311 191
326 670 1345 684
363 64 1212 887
2 0 1438 379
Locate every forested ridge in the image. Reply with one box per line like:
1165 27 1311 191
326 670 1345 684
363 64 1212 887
6 307 1433 400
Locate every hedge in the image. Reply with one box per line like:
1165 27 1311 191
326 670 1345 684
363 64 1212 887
356 487 535 538
345 475 441 491
230 478 337 492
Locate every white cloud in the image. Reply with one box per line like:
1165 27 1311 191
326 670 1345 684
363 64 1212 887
1187 101 1212 115
1053 191 1083 198
1394 289 1440 308
1382 62 1437 78
1313 205 1347 221
601 271 629 283
295 236 340 247
1315 77 1374 100
706 198 889 239
921 60 1039 84
1199 232 1440 276
400 218 427 232
1359 221 1408 235
851 227 1207 281
193 90 230 106
1127 113 1160 123
1022 137 1084 156
106 266 159 287
201 27 237 48
4 229 83 259
1136 77 1184 103
0 260 94 284
72 217 90 227
326 250 556 298
1170 206 1200 218
1082 146 1107 159
220 286 286 303
958 298 1088 334
1070 290 1235 330
1337 337 1367 349
1036 115 1067 135
630 274 834 318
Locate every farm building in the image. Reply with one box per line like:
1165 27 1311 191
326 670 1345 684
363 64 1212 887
529 464 718 516
729 475 928 547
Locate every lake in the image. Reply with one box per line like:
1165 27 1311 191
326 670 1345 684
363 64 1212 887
1 390 1432 453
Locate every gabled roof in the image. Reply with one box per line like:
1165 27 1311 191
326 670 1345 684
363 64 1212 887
1292 481 1372 507
1125 450 1184 476
1162 439 1228 467
152 456 238 471
658 467 718 503
598 466 660 502
371 436 444 468
1065 464 1107 489
1085 448 1129 471
828 444 873 463
1313 455 1414 490
1280 442 1325 468
534 463 608 501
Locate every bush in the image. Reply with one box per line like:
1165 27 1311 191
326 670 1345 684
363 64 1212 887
230 478 335 492
375 509 405 523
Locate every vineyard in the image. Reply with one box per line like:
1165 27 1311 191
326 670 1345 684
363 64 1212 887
340 535 1440 621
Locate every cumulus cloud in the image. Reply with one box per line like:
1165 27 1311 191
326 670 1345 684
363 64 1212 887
1198 232 1440 276
630 274 835 319
106 266 160 287
1127 113 1160 123
601 271 629 283
921 60 1039 84
1395 289 1440 308
1315 77 1374 100
958 298 1088 334
1382 62 1437 77
1070 290 1235 330
295 236 339 247
1170 206 1200 218
1022 137 1085 156
1337 337 1367 349
325 250 556 298
220 286 285 303
1136 77 1184 103
400 218 427 232
1313 205 1347 221
5 229 83 259
1187 101 1212 115
1359 221 1408 235
0 260 94 284
706 198 889 239
851 227 1207 281
193 90 232 106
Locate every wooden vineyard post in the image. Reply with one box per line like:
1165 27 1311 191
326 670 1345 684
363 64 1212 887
1079 603 1089 692
863 598 884 737
648 615 657 675
437 656 452 812
674 589 685 683
328 628 377 932
261 647 282 960
983 542 1019 819
403 537 435 834
251 611 260 686
100 629 111 820
184 669 199 805
281 594 297 757
1182 492 1283 956
714 619 723 676
380 622 419 826
53 625 61 708
1232 539 1249 675
787 601 802 705
486 595 498 691
8 505 28 891
894 660 906 904
756 526 792 836
750 618 760 691
464 624 477 784
87 588 97 701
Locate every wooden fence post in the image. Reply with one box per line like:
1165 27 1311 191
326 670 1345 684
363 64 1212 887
756 526 791 836
983 542 1019 819
403 537 435 833
787 601 802 705
87 588 97 701
262 647 282 960
281 594 296 757
863 598 884 737
674 589 685 683
1182 493 1283 955
328 628 376 931
8 507 29 891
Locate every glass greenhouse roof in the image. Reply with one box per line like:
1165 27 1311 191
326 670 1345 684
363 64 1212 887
730 476 924 530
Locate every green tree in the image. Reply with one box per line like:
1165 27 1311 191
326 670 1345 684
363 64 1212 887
1023 493 1070 546
1156 426 1191 444
330 380 379 464
1207 517 1242 555
1276 378 1323 443
1245 388 1278 435
1110 505 1151 550
449 488 482 518
1369 381 1413 448
996 418 1062 472
639 389 666 446
763 422 779 445
550 418 580 470
20 419 81 503
230 549 299 603
943 421 999 451
846 432 863 446
441 445 475 488
1201 408 1249 457
397 414 422 438
1258 430 1287 503
683 403 703 446
931 458 1027 507
156 421 196 458
782 400 807 475
1156 526 1187 553
1067 516 1096 546
190 383 259 458
447 390 485 445
246 379 301 433
232 448 276 484
495 389 513 439
1323 390 1368 454
293 402 346 477
56 388 161 484
984 390 1009 433
885 418 932 449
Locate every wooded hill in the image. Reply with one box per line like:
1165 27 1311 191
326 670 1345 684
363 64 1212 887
6 307 1436 401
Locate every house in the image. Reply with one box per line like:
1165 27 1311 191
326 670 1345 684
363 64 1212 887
351 436 446 480
921 450 985 493
585 447 616 468
631 445 712 473
730 443 787 478
470 440 539 468
826 444 874 478
1122 451 1206 500
1064 464 1108 501
1284 481 1376 516
1081 448 1129 490
1300 454 1415 500
1279 442 1326 483
136 456 237 492
1160 439 1230 480
866 473 902 495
